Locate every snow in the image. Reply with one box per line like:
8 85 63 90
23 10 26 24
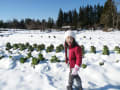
0 30 120 90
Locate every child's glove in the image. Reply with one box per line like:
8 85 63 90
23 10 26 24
72 64 79 75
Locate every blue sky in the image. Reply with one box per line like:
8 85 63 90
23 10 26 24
0 0 107 21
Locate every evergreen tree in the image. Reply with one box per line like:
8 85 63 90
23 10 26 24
68 11 73 26
72 9 78 29
47 17 54 29
0 20 4 28
100 0 117 28
57 8 64 28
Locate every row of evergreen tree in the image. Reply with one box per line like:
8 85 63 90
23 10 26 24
0 0 120 30
57 4 103 29
0 18 55 30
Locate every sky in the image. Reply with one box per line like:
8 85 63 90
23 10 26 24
0 0 108 21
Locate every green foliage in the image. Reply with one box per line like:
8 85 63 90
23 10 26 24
102 45 109 55
9 56 12 59
18 43 26 51
20 57 28 63
114 46 120 54
33 43 37 48
37 44 45 51
27 52 32 58
82 64 87 69
38 53 45 61
25 42 30 47
28 45 34 52
6 42 12 50
13 44 19 50
46 44 54 53
50 55 60 63
56 44 64 53
114 46 119 51
117 48 120 54
100 0 117 28
90 46 96 54
99 62 104 66
31 57 40 65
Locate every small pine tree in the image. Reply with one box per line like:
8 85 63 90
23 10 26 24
38 53 45 61
28 45 34 52
56 44 64 53
20 57 27 63
82 64 87 69
102 45 109 55
6 42 12 50
114 46 119 51
27 52 32 58
25 42 30 48
33 43 37 48
90 46 96 54
37 44 45 51
13 44 19 50
19 44 26 51
50 55 60 63
117 48 120 54
31 57 40 68
46 44 54 53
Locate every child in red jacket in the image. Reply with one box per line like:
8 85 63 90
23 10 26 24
64 30 83 90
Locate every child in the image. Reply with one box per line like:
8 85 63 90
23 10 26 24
64 30 83 90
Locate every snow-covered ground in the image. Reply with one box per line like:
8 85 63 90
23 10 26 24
0 30 120 90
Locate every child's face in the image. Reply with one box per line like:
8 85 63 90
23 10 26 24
66 36 73 46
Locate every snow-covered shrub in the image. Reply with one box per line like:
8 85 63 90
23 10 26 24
114 46 119 51
6 42 12 50
19 44 26 51
81 45 85 57
56 44 64 53
20 57 27 63
33 43 37 48
117 48 120 54
102 45 109 55
37 44 45 51
38 53 45 61
114 46 120 54
50 55 60 63
25 42 30 47
82 64 87 69
31 57 40 67
90 46 96 54
13 44 19 50
46 44 54 53
27 52 32 58
28 45 34 52
99 62 104 66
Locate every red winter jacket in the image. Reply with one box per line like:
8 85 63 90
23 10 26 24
65 43 82 69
